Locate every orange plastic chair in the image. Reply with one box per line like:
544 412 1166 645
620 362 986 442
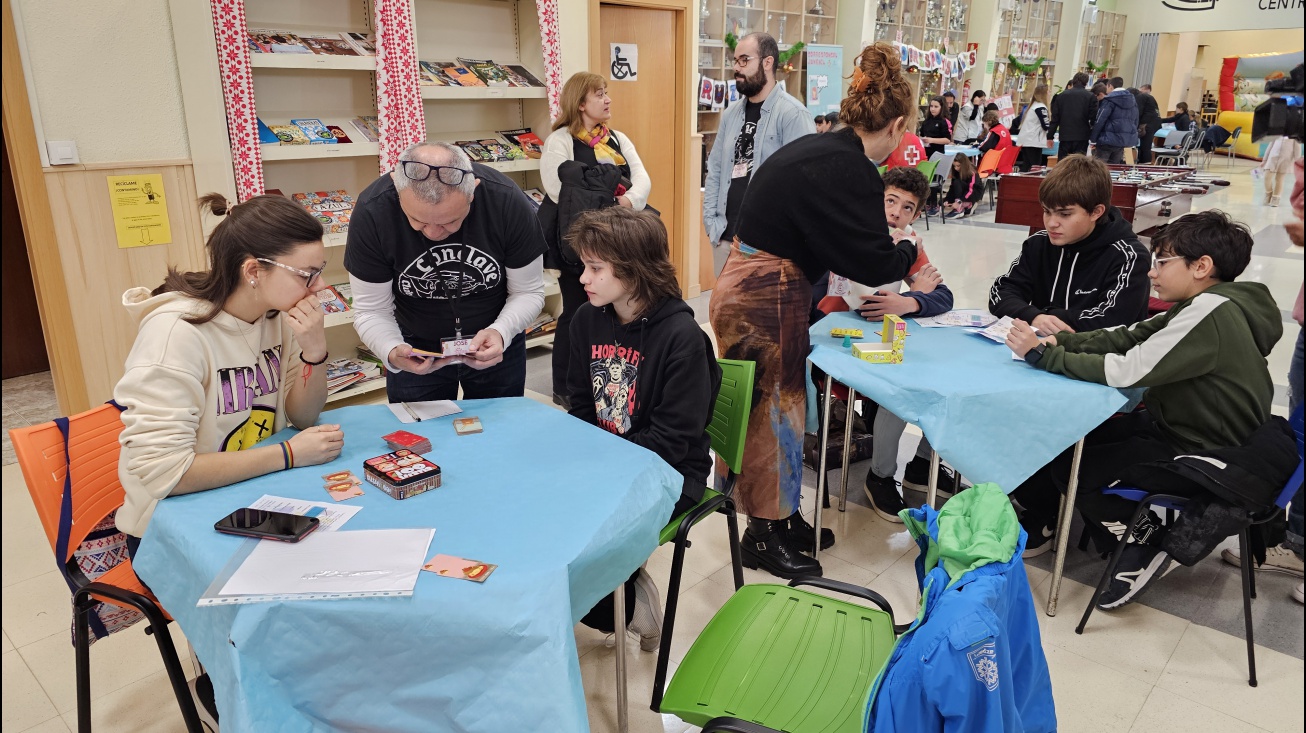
976 149 1002 178
9 403 203 733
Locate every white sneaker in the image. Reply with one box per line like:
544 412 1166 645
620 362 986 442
1221 544 1304 578
630 567 664 652
1294 582 1304 605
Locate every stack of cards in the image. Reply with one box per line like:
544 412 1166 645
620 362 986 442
321 470 365 501
423 554 497 582
363 449 442 500
452 417 483 436
382 430 431 454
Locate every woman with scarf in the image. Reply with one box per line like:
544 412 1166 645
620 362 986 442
540 72 652 408
710 42 919 578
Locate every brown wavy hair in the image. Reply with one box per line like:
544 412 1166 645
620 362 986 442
155 193 324 324
568 207 682 316
839 43 916 135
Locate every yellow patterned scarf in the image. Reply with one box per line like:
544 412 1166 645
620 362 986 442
576 125 627 167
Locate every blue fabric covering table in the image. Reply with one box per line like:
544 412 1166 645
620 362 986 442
944 144 981 159
134 397 680 733
809 312 1128 494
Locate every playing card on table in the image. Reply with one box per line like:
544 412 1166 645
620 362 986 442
324 480 365 501
423 554 497 582
382 430 432 453
452 417 483 436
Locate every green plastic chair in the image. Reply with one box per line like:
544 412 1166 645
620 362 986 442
915 160 940 231
650 358 754 711
659 579 902 732
877 164 888 176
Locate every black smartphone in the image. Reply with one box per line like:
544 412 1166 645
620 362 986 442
214 508 320 543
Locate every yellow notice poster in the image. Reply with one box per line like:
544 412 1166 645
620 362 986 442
106 174 172 248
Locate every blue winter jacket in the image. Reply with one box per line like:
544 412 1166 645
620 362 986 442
865 484 1056 733
1091 89 1140 148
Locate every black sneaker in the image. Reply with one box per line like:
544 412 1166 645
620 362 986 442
1020 519 1056 559
1098 544 1175 609
189 673 220 732
863 472 907 523
901 456 961 497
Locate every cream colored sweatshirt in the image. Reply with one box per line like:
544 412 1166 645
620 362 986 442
114 288 304 537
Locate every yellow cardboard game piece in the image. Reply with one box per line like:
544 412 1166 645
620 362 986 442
830 327 864 338
851 315 906 364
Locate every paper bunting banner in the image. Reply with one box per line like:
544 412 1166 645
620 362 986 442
893 42 976 79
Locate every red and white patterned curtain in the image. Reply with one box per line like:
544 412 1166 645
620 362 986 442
210 0 264 200
375 0 426 173
535 0 563 122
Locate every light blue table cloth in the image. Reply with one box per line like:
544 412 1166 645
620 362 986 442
944 144 981 159
135 397 680 732
808 312 1129 493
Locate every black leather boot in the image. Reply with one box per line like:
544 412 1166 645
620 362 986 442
788 511 835 553
741 517 823 579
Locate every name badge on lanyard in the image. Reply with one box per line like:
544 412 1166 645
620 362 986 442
732 162 749 179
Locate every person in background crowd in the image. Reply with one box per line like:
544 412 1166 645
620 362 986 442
1049 73 1098 159
942 90 959 128
815 114 831 133
1133 83 1162 164
919 96 954 160
1090 77 1139 164
953 89 987 145
1015 84 1051 171
1159 101 1193 132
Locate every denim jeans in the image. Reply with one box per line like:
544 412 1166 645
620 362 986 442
386 336 527 402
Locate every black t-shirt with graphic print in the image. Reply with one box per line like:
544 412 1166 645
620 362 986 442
722 100 763 242
343 165 547 352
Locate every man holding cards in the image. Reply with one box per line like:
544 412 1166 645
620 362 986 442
346 141 548 401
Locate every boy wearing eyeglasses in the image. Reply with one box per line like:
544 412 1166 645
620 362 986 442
988 154 1149 335
1006 210 1285 608
345 141 547 402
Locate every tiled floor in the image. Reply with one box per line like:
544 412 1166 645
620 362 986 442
3 157 1303 732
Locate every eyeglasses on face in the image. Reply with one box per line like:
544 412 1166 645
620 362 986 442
257 257 325 288
1151 254 1184 269
732 54 757 69
399 161 472 186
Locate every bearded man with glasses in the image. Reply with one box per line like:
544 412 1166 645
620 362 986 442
344 141 547 401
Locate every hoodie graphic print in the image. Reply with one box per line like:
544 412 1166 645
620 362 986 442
590 343 642 435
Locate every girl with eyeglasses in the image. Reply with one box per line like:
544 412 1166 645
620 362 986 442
116 193 344 550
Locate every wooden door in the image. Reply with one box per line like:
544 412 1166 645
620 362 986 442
595 4 680 268
1 130 50 378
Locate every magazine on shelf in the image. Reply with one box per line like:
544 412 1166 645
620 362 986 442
248 29 312 54
343 32 376 56
522 188 545 209
418 61 450 86
291 118 337 144
455 141 492 162
269 124 311 145
349 117 380 142
478 138 523 161
505 65 545 87
497 129 543 159
325 125 354 144
332 282 353 308
318 286 350 314
291 190 354 234
457 58 512 87
301 34 359 56
444 64 487 87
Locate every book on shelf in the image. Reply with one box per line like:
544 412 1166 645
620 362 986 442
318 286 350 314
443 64 486 87
418 61 450 86
497 129 543 159
350 116 381 142
291 190 354 234
291 118 337 144
326 357 382 395
522 188 545 209
478 138 524 161
269 124 312 145
301 34 359 56
325 125 354 144
525 312 557 337
457 57 512 87
355 344 383 367
504 65 546 88
343 32 376 56
332 282 353 308
455 140 492 162
257 118 280 144
247 29 312 54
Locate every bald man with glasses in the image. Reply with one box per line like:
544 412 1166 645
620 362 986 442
345 141 547 402
703 32 816 277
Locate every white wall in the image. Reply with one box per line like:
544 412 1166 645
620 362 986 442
17 0 190 163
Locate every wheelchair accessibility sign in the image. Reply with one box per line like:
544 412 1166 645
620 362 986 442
610 44 638 81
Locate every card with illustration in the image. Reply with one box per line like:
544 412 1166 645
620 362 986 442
321 470 360 484
423 554 496 582
324 480 364 501
453 417 483 436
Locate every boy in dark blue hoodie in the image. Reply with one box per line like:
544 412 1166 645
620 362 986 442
565 207 722 651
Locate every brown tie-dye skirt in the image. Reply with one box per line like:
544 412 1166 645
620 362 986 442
709 242 811 521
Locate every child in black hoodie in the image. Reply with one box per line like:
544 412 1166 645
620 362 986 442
989 154 1149 333
565 206 722 650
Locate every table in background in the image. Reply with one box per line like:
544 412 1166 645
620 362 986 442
944 144 981 159
135 397 680 733
807 312 1128 615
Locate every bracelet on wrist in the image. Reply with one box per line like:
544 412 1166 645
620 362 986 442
301 351 328 366
285 441 295 469
280 442 291 471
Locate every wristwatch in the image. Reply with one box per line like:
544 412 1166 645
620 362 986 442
1024 343 1047 366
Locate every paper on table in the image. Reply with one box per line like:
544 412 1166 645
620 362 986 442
914 309 999 329
248 494 361 531
974 316 1019 343
215 528 435 600
387 400 462 424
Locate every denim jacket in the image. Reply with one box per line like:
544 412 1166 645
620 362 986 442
703 89 815 244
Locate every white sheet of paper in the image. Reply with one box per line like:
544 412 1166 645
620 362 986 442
914 309 999 329
248 494 361 531
387 400 462 424
217 528 435 598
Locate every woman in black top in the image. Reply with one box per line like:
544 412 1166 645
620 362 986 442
709 42 919 579
919 96 953 159
1159 101 1192 132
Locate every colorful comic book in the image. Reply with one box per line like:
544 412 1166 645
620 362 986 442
318 286 350 314
342 32 376 56
325 125 354 144
350 117 380 142
504 65 545 87
418 61 449 86
497 129 543 159
291 190 354 234
443 64 486 87
291 118 337 144
301 34 358 56
455 141 492 162
457 58 512 87
478 138 521 161
332 281 353 308
269 124 311 145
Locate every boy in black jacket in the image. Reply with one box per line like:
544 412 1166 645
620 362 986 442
566 207 722 651
989 154 1149 334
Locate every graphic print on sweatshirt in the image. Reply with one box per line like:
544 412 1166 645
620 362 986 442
216 345 283 452
396 243 502 300
590 343 643 435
